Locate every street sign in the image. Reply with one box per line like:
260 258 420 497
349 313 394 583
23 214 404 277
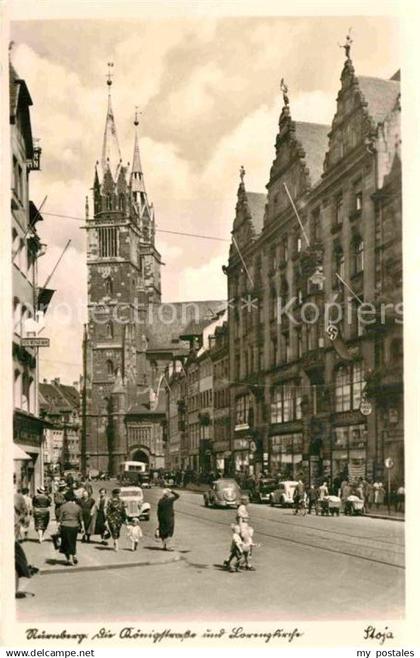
359 397 373 416
21 337 50 348
384 457 394 469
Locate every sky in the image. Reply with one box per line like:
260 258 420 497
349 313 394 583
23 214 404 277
10 15 400 383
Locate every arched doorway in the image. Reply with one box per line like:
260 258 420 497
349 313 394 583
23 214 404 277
131 449 149 465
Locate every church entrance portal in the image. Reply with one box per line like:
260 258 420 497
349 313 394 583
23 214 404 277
131 449 149 465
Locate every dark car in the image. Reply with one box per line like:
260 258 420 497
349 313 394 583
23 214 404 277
203 478 241 508
251 478 278 504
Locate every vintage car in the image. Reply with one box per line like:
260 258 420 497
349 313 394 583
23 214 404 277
250 478 278 504
203 478 241 508
119 486 151 521
269 480 299 507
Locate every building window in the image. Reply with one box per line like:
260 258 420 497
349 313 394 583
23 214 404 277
335 193 344 225
296 329 302 358
335 362 365 412
235 395 251 427
272 336 278 366
283 332 290 362
270 288 277 320
335 365 351 412
335 247 344 280
106 322 113 339
14 370 22 409
352 239 364 275
282 236 288 263
98 227 118 257
118 194 125 211
106 194 113 210
297 236 302 253
355 190 363 211
312 208 321 241
106 360 114 376
270 383 301 424
105 277 113 296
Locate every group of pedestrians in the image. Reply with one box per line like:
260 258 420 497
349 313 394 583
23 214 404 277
223 495 257 573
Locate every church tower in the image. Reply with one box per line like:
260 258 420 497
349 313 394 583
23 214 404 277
85 67 161 474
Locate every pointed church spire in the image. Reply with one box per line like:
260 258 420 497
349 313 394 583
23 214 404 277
101 63 122 179
131 108 146 195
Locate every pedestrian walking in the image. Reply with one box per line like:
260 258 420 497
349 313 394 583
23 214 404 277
236 495 250 527
223 524 243 572
57 489 83 566
307 485 318 515
53 483 67 522
293 480 305 515
157 488 180 550
106 488 127 551
20 488 32 540
32 487 51 543
14 490 29 542
79 489 96 543
240 524 256 571
126 518 143 551
318 482 329 500
91 488 109 544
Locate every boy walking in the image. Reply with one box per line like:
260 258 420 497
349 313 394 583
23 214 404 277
126 518 143 551
223 524 243 572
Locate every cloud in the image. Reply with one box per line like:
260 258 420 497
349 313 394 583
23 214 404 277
174 254 227 302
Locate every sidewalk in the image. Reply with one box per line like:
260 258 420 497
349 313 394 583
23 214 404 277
364 505 405 522
21 521 181 575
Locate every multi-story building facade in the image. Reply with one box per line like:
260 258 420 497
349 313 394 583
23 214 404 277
226 52 402 486
209 319 231 473
10 61 50 493
40 379 81 475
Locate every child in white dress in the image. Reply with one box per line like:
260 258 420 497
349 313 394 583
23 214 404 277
126 518 143 551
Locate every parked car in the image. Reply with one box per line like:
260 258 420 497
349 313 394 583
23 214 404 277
269 480 299 507
203 478 241 508
119 486 151 521
250 478 278 504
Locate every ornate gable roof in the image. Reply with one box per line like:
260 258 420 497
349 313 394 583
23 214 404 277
232 176 266 248
323 59 401 173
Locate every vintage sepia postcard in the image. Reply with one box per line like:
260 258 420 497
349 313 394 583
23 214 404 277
1 0 419 652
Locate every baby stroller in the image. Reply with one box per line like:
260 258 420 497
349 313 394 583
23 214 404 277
316 495 341 516
344 495 365 516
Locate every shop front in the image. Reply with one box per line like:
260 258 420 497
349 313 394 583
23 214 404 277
212 441 231 474
233 437 253 474
331 423 367 483
14 410 46 493
269 433 303 479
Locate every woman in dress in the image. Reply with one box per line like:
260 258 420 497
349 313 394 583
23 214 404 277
106 489 127 551
32 487 51 543
79 488 96 543
91 488 108 544
58 489 83 566
157 489 180 550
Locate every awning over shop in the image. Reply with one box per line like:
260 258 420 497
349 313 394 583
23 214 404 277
14 444 32 461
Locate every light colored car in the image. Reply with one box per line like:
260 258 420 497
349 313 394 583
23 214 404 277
119 486 151 520
203 478 241 508
269 480 299 507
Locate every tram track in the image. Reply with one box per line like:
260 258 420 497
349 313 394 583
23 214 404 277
174 505 405 571
174 495 404 550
